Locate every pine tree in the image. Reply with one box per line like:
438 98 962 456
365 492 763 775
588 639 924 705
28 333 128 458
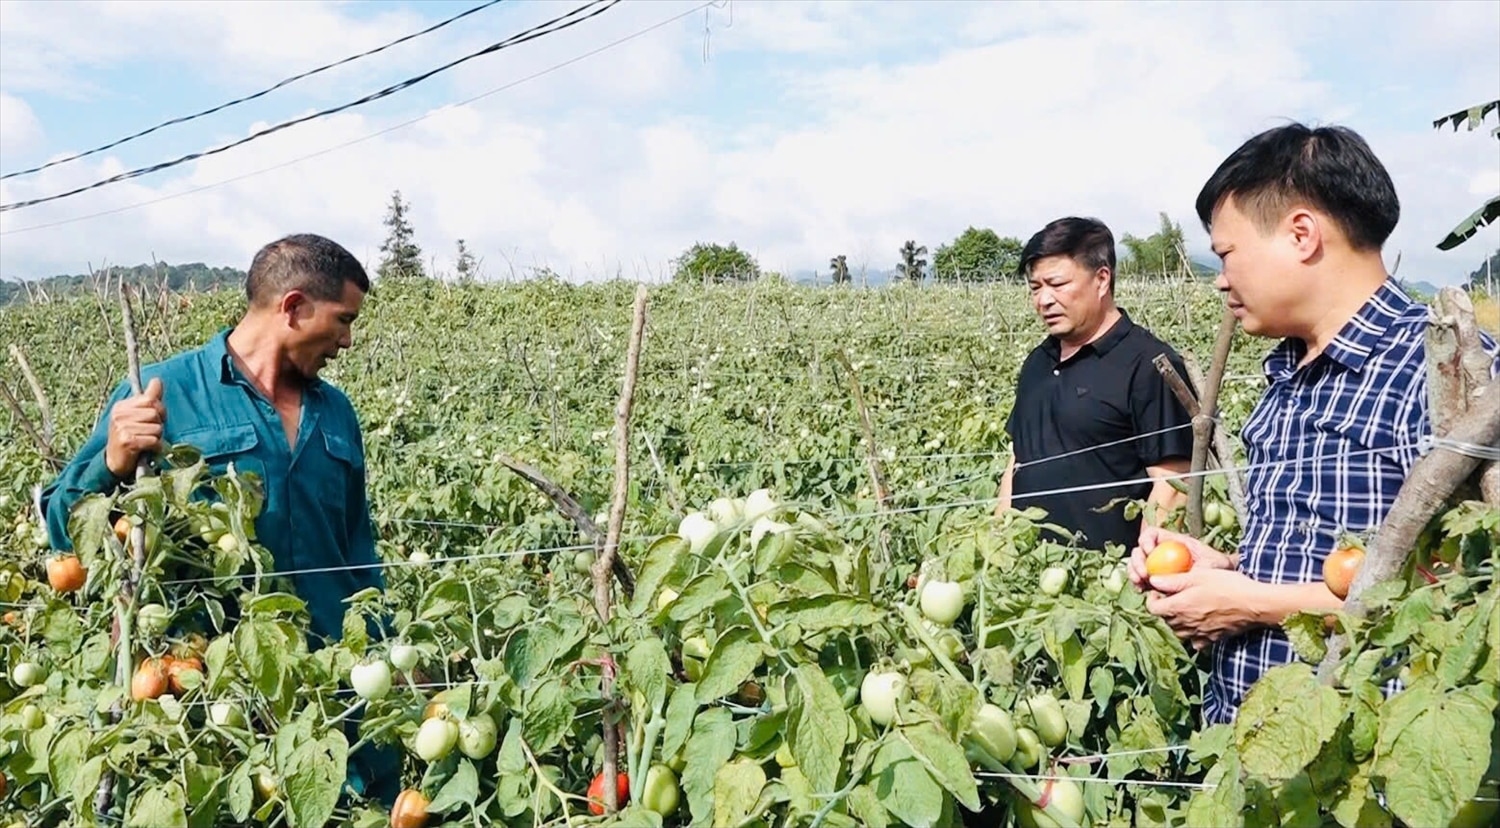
455 239 477 282
378 190 425 280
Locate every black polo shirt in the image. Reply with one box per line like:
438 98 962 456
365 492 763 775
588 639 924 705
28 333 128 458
1005 309 1195 552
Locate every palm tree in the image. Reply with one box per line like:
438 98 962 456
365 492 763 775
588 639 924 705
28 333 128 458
897 241 927 283
829 255 851 285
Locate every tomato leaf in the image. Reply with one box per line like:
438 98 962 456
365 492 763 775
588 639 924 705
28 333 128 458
127 781 189 828
283 729 346 828
47 724 88 794
185 762 226 828
1234 663 1344 780
871 737 943 828
521 678 572 755
768 594 884 632
791 664 848 794
427 759 479 815
713 758 768 826
1331 758 1391 828
226 763 254 823
235 617 289 701
1281 611 1329 663
1186 750 1245 828
695 626 764 704
900 721 980 812
504 623 561 690
628 535 690 617
1275 772 1322 828
682 708 737 825
661 682 699 761
623 637 673 713
1374 679 1496 828
667 570 729 623
1435 600 1487 687
847 784 890 828
906 669 978 739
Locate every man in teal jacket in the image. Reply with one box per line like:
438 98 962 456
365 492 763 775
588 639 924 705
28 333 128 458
40 232 398 805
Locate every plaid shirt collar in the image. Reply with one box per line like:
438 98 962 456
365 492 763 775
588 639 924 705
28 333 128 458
1261 279 1414 379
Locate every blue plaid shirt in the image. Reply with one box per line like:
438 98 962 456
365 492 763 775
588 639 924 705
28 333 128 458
1207 279 1499 725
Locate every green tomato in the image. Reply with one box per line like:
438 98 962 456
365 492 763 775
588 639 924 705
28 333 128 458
919 579 965 625
1038 567 1069 597
11 661 44 688
408 550 431 565
137 603 172 637
19 704 45 730
390 644 420 673
641 764 681 815
932 627 966 663
1010 727 1044 771
350 660 392 701
216 533 240 554
1204 501 1221 527
860 669 908 727
414 717 459 762
666 748 688 774
966 703 1017 765
573 550 596 574
1022 693 1069 747
458 713 498 759
1025 777 1086 828
681 636 710 682
1218 507 1237 530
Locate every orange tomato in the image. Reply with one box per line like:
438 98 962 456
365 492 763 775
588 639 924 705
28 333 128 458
131 658 170 701
588 771 630 815
391 789 430 828
46 555 86 593
167 656 202 696
1145 540 1192 577
1323 546 1365 599
114 515 132 543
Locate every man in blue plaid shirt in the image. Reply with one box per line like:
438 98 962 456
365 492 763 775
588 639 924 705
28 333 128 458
1125 122 1500 725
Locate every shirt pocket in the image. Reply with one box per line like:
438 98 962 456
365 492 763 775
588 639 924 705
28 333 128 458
316 430 361 521
178 423 263 479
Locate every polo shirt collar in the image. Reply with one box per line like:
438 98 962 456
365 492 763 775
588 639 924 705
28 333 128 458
1262 278 1413 377
1043 308 1136 360
212 326 325 396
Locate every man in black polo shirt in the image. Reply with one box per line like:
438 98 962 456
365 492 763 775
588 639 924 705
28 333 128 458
995 216 1195 552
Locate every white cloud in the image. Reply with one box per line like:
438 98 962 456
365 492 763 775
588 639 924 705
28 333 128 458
0 92 43 155
1 0 1497 284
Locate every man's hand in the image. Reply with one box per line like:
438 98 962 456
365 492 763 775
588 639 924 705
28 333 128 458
1144 568 1265 647
106 377 166 478
1127 525 1233 591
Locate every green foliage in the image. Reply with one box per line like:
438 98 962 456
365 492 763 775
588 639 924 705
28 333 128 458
897 241 927 283
932 228 1024 283
1435 100 1500 251
1119 213 1193 279
829 255 851 285
455 240 478 283
377 190 426 281
672 242 760 284
0 263 244 307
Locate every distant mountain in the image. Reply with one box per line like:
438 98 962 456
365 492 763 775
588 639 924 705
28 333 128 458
0 262 244 306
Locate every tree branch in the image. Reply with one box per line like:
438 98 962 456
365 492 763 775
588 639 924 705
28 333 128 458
1317 376 1500 683
495 452 634 598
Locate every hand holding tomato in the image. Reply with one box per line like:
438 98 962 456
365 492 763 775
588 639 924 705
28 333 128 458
1144 568 1264 645
1128 526 1233 592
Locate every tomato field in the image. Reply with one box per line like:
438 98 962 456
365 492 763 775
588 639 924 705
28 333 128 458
1 278 1496 828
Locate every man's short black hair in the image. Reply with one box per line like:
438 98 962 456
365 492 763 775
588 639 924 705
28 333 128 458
1195 122 1399 251
1019 217 1117 291
246 233 369 307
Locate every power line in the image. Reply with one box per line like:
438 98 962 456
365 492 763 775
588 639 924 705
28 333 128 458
0 0 621 214
0 1 507 182
0 0 715 236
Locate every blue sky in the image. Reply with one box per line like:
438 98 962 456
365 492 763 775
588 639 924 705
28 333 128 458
1 0 1497 285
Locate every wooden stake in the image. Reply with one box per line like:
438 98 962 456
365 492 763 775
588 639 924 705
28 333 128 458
1186 308 1238 535
10 344 55 448
496 452 635 598
592 284 648 814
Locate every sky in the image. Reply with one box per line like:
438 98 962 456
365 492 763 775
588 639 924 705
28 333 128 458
0 0 1497 285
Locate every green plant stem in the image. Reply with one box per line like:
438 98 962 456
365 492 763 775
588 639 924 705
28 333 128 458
899 603 966 683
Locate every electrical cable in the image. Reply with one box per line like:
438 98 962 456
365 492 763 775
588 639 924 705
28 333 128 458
0 0 507 181
0 0 620 213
